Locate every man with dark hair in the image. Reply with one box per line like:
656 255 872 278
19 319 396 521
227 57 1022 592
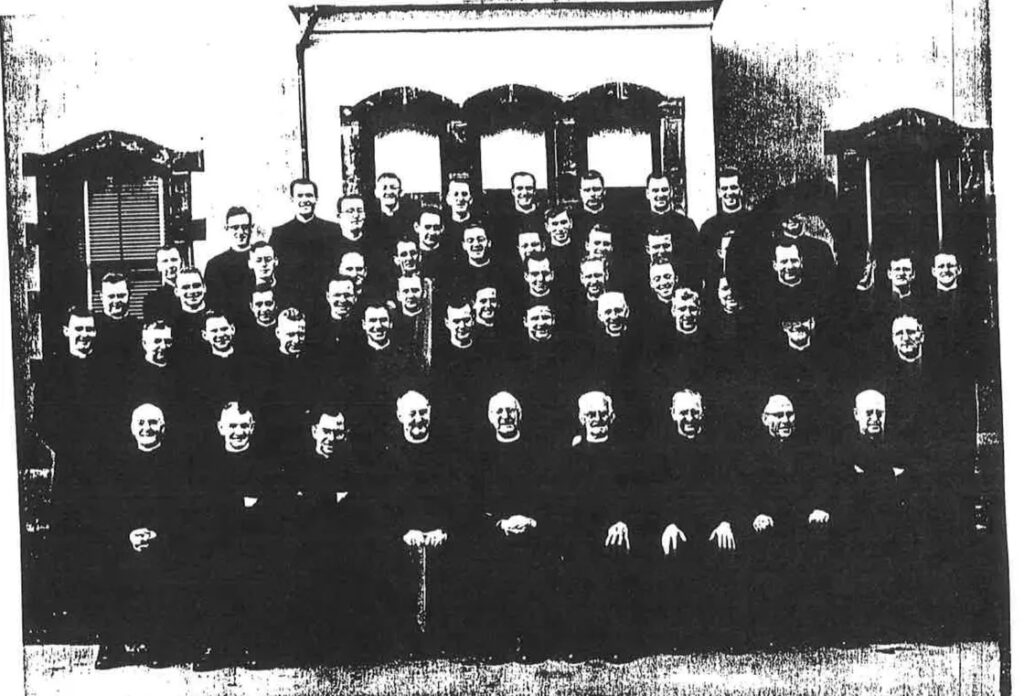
413 206 451 280
234 284 279 358
94 272 139 361
700 167 751 284
257 307 320 457
925 250 974 372
189 311 255 429
308 276 361 368
494 171 544 261
544 204 579 275
205 206 255 314
144 245 184 321
124 320 180 430
171 267 209 355
575 170 612 233
568 255 610 338
508 300 577 438
392 275 431 364
634 173 701 282
432 294 499 434
239 242 294 317
451 223 506 302
371 172 417 252
271 177 339 310
337 250 370 299
638 260 678 340
444 174 481 252
647 287 715 389
392 235 423 281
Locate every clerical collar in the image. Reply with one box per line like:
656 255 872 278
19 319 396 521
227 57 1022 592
225 442 251 454
476 319 494 329
404 433 429 444
144 356 168 368
787 339 811 352
212 347 235 358
650 207 671 216
722 203 743 215
451 210 470 223
515 204 537 215
496 432 521 444
137 442 162 453
296 214 314 224
468 257 490 268
530 288 551 299
382 203 400 217
675 323 698 336
892 285 912 299
402 306 422 318
181 302 207 315
585 203 605 214
368 338 391 351
897 351 922 365
550 237 570 248
450 337 474 350
586 434 609 444
778 277 802 289
937 282 958 293
341 229 364 242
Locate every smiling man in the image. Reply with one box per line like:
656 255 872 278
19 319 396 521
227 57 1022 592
206 206 255 313
271 178 340 310
94 272 139 361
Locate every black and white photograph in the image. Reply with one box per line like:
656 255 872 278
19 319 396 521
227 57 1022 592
0 0 1017 693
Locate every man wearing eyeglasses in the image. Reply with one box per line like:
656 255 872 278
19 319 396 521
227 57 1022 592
206 206 255 315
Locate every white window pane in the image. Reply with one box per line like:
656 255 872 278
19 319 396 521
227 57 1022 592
587 128 653 187
374 131 441 194
480 129 548 191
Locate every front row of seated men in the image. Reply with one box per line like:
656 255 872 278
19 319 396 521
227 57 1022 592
69 380 961 669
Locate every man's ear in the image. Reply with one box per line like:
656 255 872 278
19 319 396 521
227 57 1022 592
62 325 70 338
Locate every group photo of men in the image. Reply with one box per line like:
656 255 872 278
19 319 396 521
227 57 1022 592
34 163 984 671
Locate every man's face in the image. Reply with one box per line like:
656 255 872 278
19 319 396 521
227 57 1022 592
225 213 253 251
131 406 166 450
338 198 366 233
932 254 962 289
338 254 367 287
854 393 886 437
217 409 254 452
276 316 306 355
887 258 915 290
671 394 705 439
326 280 356 319
580 260 607 299
780 215 805 239
142 326 173 364
671 292 701 332
585 231 613 259
101 281 129 320
249 247 278 281
250 291 276 325
397 278 424 314
445 306 474 344
579 395 614 441
376 176 401 209
762 396 796 440
597 295 629 336
646 177 672 212
545 212 573 246
63 315 97 357
415 213 444 251
781 318 814 347
718 276 739 313
649 263 676 301
398 396 431 443
474 288 498 325
511 174 536 210
312 413 346 457
362 307 392 346
488 396 521 439
156 249 182 285
524 305 554 342
175 272 206 310
292 183 318 219
394 241 421 275
525 258 554 296
646 234 673 264
518 232 544 261
446 182 472 216
580 177 605 212
717 175 742 212
892 317 924 360
773 246 803 285
463 228 491 263
202 317 236 353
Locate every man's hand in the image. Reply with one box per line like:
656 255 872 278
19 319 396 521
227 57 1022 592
605 521 630 551
403 530 425 547
709 521 736 550
498 515 537 536
661 523 686 555
808 509 830 525
129 527 157 553
752 514 774 533
423 529 448 547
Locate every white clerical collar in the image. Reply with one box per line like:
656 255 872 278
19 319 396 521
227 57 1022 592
295 214 314 224
787 339 811 352
550 237 570 248
181 302 206 315
144 356 168 368
515 204 537 215
450 337 474 349
893 286 912 299
897 351 922 364
137 442 162 453
937 283 958 293
778 278 802 288
368 338 391 351
676 324 698 336
402 307 422 318
468 257 490 268
341 229 363 242
212 347 235 358
496 432 521 443
225 443 251 454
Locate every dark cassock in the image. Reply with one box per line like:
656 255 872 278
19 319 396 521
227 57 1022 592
185 349 259 430
632 209 703 285
368 199 418 256
430 338 503 439
505 332 580 440
142 284 178 322
771 230 837 289
93 314 141 363
235 314 280 362
584 325 645 439
391 307 431 370
270 215 340 309
347 339 423 452
307 312 362 378
121 354 185 432
924 283 976 378
169 306 209 358
254 350 323 458
204 248 251 315
699 207 753 279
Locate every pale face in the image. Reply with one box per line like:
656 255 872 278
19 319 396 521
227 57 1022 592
525 258 554 296
649 263 676 301
762 396 796 440
156 249 182 285
312 413 346 457
338 253 367 288
250 291 277 326
545 212 573 246
511 174 536 210
337 198 366 233
217 408 255 452
292 183 318 219
717 175 742 212
773 246 803 285
891 316 924 360
780 215 805 239
585 230 613 259
175 271 206 311
415 213 444 251
579 260 607 299
932 253 962 290
854 392 886 437
524 305 554 342
326 280 357 319
445 305 474 345
671 292 701 332
397 394 431 443
142 326 173 365
446 182 472 216
248 246 278 282
473 287 498 325
225 212 253 251
488 395 521 439
579 394 614 441
671 393 705 439
580 177 605 212
394 241 422 275
597 294 629 336
887 258 915 291
462 227 491 263
646 234 673 264
101 281 129 320
375 176 401 210
131 405 165 451
517 232 545 262
397 277 424 314
362 307 392 346
781 318 815 347
718 276 739 313
646 177 672 213
63 315 97 357
202 316 236 353
276 316 306 356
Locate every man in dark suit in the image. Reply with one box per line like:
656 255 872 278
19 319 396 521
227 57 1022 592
235 284 279 359
144 245 184 321
270 178 339 310
170 267 210 357
205 206 255 313
699 167 751 280
633 173 701 280
94 272 139 362
372 173 418 253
